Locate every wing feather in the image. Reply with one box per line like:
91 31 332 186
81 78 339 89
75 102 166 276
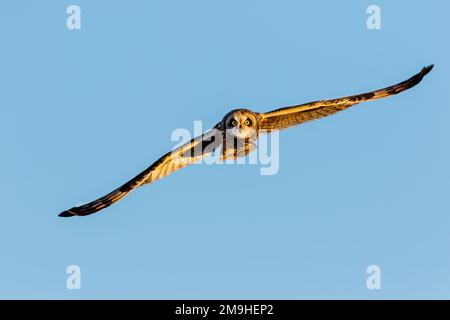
259 65 433 130
59 126 223 217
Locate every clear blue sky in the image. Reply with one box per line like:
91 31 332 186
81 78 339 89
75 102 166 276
0 0 449 299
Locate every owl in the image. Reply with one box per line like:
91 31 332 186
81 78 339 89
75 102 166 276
59 65 433 217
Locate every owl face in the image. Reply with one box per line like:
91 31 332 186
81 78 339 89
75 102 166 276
224 109 258 139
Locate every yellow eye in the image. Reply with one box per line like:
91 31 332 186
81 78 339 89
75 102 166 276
244 119 251 126
231 120 237 126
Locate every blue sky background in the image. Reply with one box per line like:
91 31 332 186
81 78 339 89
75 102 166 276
0 1 449 299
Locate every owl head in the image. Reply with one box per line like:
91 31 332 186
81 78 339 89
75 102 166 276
223 109 259 139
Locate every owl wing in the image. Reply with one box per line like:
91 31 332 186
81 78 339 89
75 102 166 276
258 65 433 130
59 125 223 217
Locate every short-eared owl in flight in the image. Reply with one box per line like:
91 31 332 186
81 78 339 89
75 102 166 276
59 65 433 217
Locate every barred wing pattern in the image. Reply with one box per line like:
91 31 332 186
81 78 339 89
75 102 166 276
59 126 223 217
259 65 433 130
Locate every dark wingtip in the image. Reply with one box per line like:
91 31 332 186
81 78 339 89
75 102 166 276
58 209 76 218
420 64 434 77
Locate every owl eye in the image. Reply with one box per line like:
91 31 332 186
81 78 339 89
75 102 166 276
230 120 238 127
244 119 251 126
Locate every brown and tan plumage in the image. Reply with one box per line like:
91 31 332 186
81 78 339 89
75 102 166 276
59 65 433 217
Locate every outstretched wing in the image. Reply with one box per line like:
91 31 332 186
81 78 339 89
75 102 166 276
259 65 433 130
59 125 224 217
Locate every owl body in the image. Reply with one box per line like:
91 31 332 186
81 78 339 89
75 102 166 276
220 109 260 160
